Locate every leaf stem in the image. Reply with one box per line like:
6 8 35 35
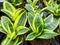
39 7 47 14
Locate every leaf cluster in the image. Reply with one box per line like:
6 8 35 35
0 0 60 45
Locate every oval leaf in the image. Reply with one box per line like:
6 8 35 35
12 9 24 21
1 36 21 45
25 4 34 13
14 11 27 28
1 9 12 18
38 29 58 39
27 0 32 4
28 12 34 31
32 13 43 32
44 14 53 26
26 32 38 41
1 16 15 34
45 18 59 30
16 26 30 35
3 1 16 12
0 21 7 34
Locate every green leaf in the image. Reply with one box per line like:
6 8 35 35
44 14 53 26
27 0 32 4
25 4 34 12
48 0 54 6
1 1 16 19
14 11 27 28
38 29 58 39
43 0 48 6
28 12 34 31
6 0 23 6
12 9 24 21
37 24 44 35
0 21 7 34
14 0 23 6
0 26 7 34
3 1 16 12
1 9 12 18
26 32 38 41
16 26 30 35
14 37 23 45
59 18 60 33
45 18 59 30
43 0 54 7
1 36 21 45
32 0 38 7
44 0 60 16
1 36 12 45
32 13 43 32
1 16 15 34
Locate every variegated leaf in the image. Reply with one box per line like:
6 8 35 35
16 26 30 35
3 1 16 12
0 20 7 34
38 29 58 39
12 9 24 21
44 14 53 26
1 9 12 18
45 17 59 30
25 4 34 13
27 0 32 4
28 12 34 31
32 13 43 32
1 16 15 34
14 11 27 28
1 36 22 45
26 32 38 41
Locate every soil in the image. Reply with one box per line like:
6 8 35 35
55 35 60 44
29 39 51 45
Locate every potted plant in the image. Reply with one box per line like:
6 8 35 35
0 0 60 45
0 1 30 45
0 16 30 45
23 0 59 45
25 12 58 45
43 0 60 44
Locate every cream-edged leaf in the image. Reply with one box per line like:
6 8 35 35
3 1 16 12
32 13 43 32
26 32 38 41
45 18 59 30
16 26 30 35
1 16 15 34
38 29 58 39
14 11 27 28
